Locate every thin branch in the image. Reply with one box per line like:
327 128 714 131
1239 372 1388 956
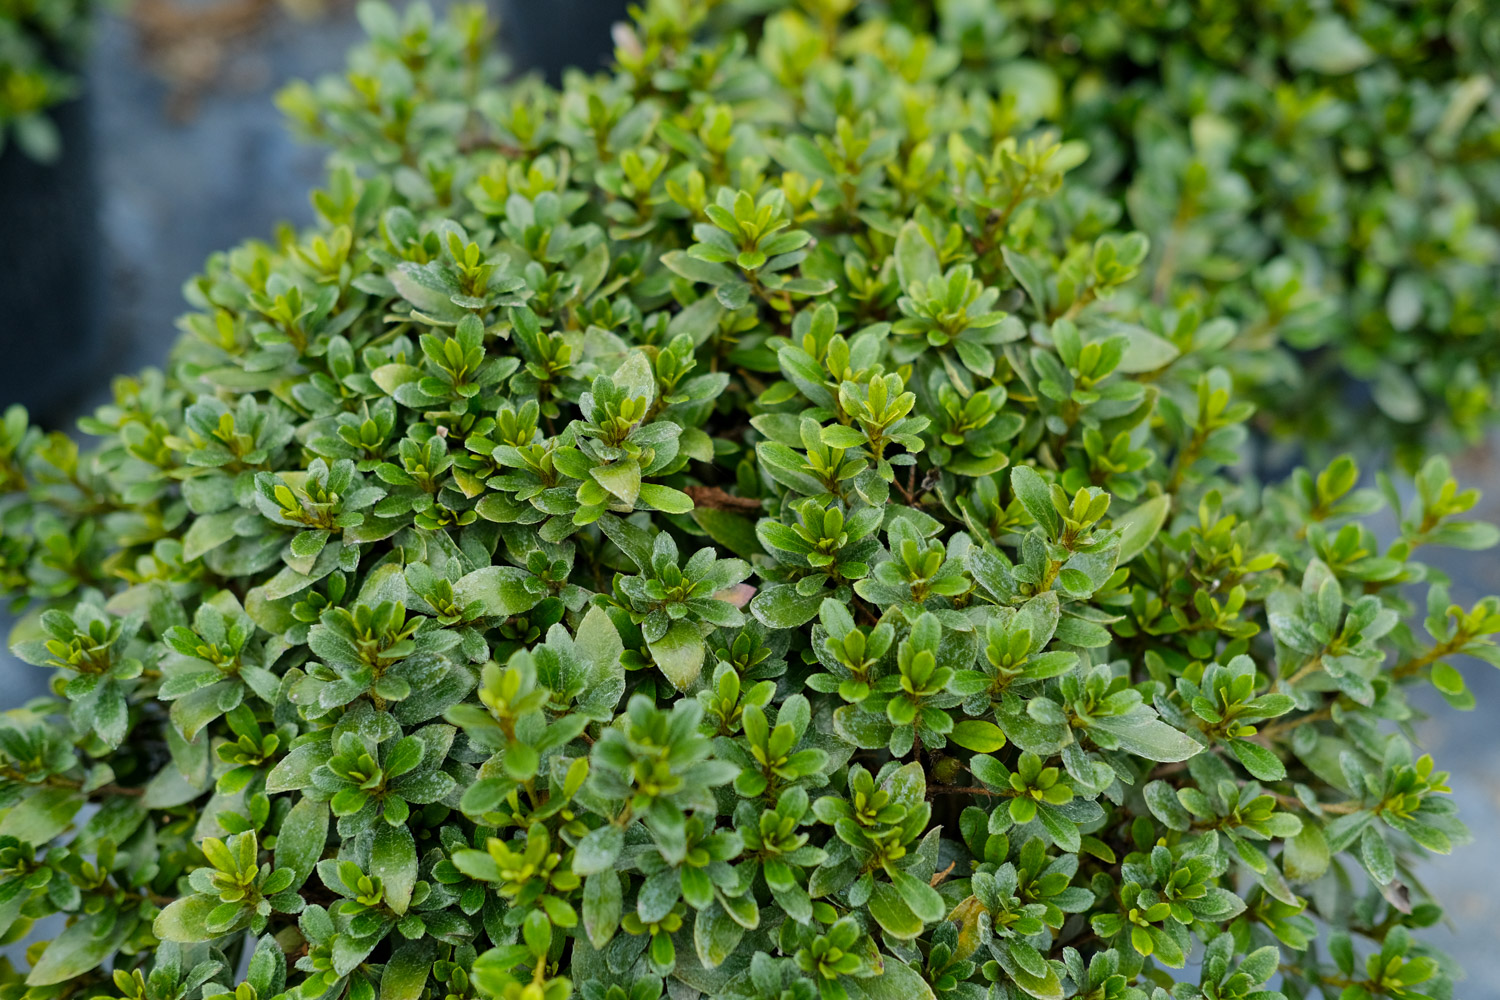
1 768 144 798
684 486 763 513
927 785 1004 798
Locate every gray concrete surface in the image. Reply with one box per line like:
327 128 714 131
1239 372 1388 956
0 5 365 704
2 2 1498 992
1403 442 1500 994
89 6 367 394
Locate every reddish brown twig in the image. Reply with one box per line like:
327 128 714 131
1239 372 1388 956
685 486 763 513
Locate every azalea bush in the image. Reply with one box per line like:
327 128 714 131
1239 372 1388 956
2 3 1499 1000
0 0 102 160
892 0 1500 455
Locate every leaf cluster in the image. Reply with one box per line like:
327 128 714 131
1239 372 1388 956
0 4 1496 1000
0 0 104 160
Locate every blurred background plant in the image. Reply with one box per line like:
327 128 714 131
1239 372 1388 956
875 0 1500 460
0 0 105 161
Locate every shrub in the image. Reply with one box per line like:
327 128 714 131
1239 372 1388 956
894 0 1500 455
2 3 1499 1000
0 0 102 160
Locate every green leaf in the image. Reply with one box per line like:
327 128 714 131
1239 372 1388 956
274 796 328 890
575 605 624 677
694 900 746 970
1287 16 1375 74
832 704 895 750
572 825 624 876
266 740 329 793
882 762 927 813
370 363 425 397
1007 959 1064 1000
949 719 1007 753
591 461 641 505
1036 803 1081 853
182 512 242 562
1089 715 1201 763
648 619 705 691
0 787 84 845
1115 325 1181 374
570 241 610 302
1371 364 1425 424
1113 494 1170 564
1010 465 1058 537
661 249 738 286
749 584 825 629
583 870 622 949
667 294 725 347
716 280 752 310
380 941 435 1000
1360 825 1396 885
597 514 655 571
1142 780 1193 832
1283 823 1330 882
1002 247 1048 314
29 911 135 984
73 797 148 855
887 868 944 923
453 565 544 618
1228 738 1286 781
612 351 659 407
639 483 694 514
372 823 418 915
868 881 925 940
855 957 938 1000
151 895 221 944
895 221 940 290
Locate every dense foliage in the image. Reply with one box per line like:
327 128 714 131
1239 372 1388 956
0 0 100 160
889 0 1500 454
2 3 1499 1000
